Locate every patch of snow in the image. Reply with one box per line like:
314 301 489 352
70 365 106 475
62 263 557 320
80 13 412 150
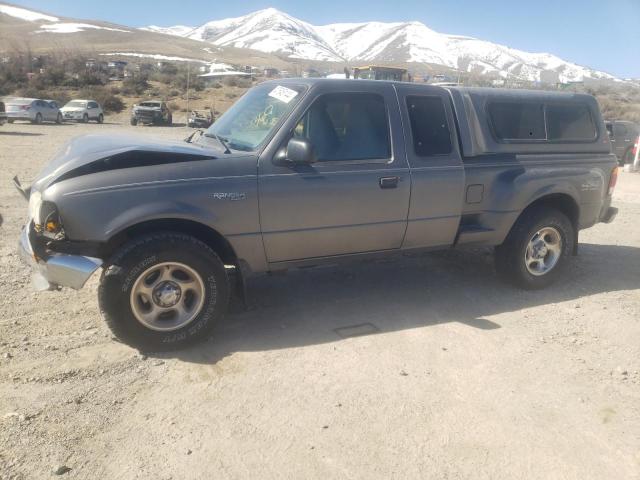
141 25 195 36
99 52 208 63
0 4 58 22
37 23 130 34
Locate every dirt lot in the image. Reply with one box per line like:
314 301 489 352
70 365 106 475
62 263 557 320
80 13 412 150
1 119 639 480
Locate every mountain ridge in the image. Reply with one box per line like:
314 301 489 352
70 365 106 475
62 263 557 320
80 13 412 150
143 8 615 83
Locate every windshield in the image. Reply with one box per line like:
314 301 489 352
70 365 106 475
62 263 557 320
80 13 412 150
139 102 161 108
65 101 87 108
206 83 305 151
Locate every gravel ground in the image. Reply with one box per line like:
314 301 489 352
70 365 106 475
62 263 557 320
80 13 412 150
1 119 639 480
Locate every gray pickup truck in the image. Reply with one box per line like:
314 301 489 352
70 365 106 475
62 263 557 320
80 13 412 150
16 79 618 351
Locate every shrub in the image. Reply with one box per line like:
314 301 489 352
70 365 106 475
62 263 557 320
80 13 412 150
79 86 125 113
122 75 149 95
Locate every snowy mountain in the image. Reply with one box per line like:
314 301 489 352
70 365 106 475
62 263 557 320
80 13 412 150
145 8 615 83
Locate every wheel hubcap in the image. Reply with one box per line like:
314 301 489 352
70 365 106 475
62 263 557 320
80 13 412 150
525 227 563 276
130 262 205 332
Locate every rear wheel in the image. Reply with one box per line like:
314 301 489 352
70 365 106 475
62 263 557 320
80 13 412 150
130 117 138 126
97 113 104 124
8 119 14 124
56 112 62 124
33 113 42 125
98 232 230 351
166 114 172 126
495 207 574 290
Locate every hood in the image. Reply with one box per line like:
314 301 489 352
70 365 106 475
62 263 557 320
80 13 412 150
61 107 85 112
135 106 161 111
31 133 220 192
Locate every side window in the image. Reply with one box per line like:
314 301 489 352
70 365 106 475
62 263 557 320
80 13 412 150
406 96 452 156
488 102 546 141
294 93 390 161
546 104 596 141
613 124 627 137
89 102 98 109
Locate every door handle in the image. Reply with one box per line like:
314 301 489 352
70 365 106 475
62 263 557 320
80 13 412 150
379 176 399 189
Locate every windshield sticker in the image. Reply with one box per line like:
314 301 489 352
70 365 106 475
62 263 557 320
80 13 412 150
268 86 299 104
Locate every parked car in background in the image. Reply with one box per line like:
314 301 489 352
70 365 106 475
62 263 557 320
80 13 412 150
0 100 6 126
131 101 172 126
605 120 639 165
5 98 62 124
188 109 214 128
61 100 104 123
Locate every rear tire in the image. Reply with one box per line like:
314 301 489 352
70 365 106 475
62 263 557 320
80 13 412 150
166 114 172 126
33 113 42 125
495 207 574 290
97 113 104 124
56 113 62 124
99 232 230 352
130 118 138 126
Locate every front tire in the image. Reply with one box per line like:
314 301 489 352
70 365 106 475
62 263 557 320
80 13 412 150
82 113 89 123
56 112 62 124
98 232 230 351
495 207 574 290
130 118 138 126
33 113 42 125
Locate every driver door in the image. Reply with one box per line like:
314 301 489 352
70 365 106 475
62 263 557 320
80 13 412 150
258 83 410 264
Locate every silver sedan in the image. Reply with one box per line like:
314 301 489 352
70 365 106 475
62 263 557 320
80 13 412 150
5 98 62 124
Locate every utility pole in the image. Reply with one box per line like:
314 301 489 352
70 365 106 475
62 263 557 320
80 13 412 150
186 62 191 129
633 134 640 171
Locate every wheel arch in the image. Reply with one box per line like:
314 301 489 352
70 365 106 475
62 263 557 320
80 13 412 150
510 192 580 253
104 218 238 266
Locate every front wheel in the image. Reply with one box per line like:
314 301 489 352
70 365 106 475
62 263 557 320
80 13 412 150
82 113 89 123
33 113 42 125
495 207 574 290
56 113 62 124
130 118 138 126
98 233 230 351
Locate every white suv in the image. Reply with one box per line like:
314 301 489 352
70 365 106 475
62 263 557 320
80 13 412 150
61 100 104 123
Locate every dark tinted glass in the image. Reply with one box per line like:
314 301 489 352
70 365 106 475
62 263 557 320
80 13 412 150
489 102 546 140
296 93 390 161
546 104 596 141
406 96 452 156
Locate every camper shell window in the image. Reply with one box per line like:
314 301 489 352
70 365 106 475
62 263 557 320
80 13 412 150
488 100 597 143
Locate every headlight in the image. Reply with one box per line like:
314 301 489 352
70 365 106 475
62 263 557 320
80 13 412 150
28 191 42 222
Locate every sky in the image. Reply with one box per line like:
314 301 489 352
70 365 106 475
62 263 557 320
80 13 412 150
6 0 640 78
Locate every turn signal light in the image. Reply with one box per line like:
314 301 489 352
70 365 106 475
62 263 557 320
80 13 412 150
608 167 618 196
45 220 59 233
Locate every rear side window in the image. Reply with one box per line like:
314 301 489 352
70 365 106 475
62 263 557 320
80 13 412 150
546 104 596 141
488 102 546 141
406 96 452 156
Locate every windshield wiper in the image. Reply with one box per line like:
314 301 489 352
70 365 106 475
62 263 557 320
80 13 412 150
204 133 231 154
184 129 203 143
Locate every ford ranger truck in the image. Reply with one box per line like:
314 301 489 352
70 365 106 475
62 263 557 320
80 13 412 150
16 79 619 351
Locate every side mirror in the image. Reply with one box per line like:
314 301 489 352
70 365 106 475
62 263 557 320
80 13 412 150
286 137 316 164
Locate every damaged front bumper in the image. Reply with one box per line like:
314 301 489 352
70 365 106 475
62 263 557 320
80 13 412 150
18 223 103 290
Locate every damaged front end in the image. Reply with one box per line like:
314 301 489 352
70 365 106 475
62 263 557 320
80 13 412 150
14 175 102 291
